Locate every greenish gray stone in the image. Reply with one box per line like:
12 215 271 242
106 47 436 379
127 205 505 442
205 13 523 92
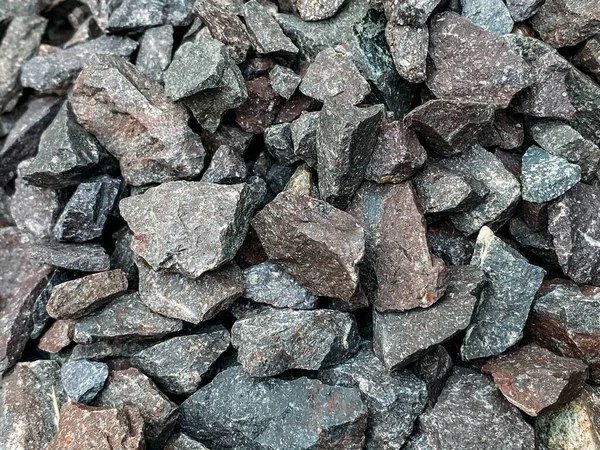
291 111 319 168
136 25 174 82
385 23 428 83
61 359 108 404
243 0 298 55
33 242 110 273
460 0 514 36
105 0 195 32
270 65 301 100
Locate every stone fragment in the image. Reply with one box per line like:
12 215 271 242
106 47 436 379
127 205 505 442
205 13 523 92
365 121 425 183
180 366 367 449
530 0 600 48
0 97 62 186
0 0 42 23
243 0 298 55
38 319 76 354
505 0 544 22
70 340 155 362
105 0 194 32
386 23 428 83
121 181 257 278
264 123 299 166
252 190 364 300
166 433 210 450
47 402 145 450
427 12 532 108
319 343 427 449
405 99 495 156
235 77 281 134
300 46 370 105
200 124 253 156
201 145 247 184
94 367 178 449
509 217 558 266
427 221 475 266
232 307 360 376
266 163 296 195
521 146 580 203
373 266 484 370
136 25 174 82
0 360 67 450
0 15 46 113
573 35 600 84
383 0 443 25
61 359 109 404
276 93 321 123
478 110 524 150
291 110 319 168
411 345 454 409
110 227 138 285
565 62 600 147
419 368 535 450
285 165 320 198
33 242 110 272
296 0 345 21
436 145 521 235
461 0 513 36
131 326 230 395
73 292 183 344
270 65 301 100
461 226 545 360
71 56 204 186
242 261 318 309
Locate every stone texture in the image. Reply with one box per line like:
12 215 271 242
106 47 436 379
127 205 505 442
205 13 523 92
411 345 454 410
264 123 299 166
165 433 210 450
71 55 205 186
478 110 524 150
180 365 367 450
509 217 559 266
136 24 174 82
105 0 195 32
0 0 42 23
201 145 248 184
70 339 155 362
296 0 346 21
201 124 253 156
565 61 600 148
573 35 600 84
243 0 298 55
461 0 513 36
383 0 443 25
386 23 428 83
427 221 475 266
33 242 110 272
38 319 76 354
131 326 230 395
61 359 109 404
461 226 545 360
291 111 319 168
252 190 364 300
270 65 301 100
235 77 281 134
505 0 544 22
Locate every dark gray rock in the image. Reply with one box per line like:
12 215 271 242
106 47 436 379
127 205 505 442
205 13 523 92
131 326 230 395
566 62 600 148
201 145 248 184
136 25 174 82
411 345 454 410
165 433 210 450
264 123 299 166
266 163 296 195
201 124 253 156
509 217 558 266
383 0 443 25
33 242 110 272
31 269 78 339
291 111 319 168
110 227 138 285
461 226 545 360
121 181 258 278
180 365 367 449
385 23 428 83
296 0 346 21
242 0 298 55
105 0 195 32
478 110 524 150
235 77 281 134
505 0 544 22
70 339 155 362
427 221 475 266
61 359 109 404
573 35 600 84
270 65 301 100
460 0 513 36
319 343 428 450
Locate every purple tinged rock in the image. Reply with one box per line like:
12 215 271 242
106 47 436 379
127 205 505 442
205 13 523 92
201 145 248 184
165 433 210 450
505 0 545 22
478 110 524 150
386 23 428 83
242 0 298 56
61 359 109 404
38 319 76 354
31 269 78 339
33 242 110 273
573 35 600 84
270 65 301 100
136 25 174 82
235 77 281 134
296 0 346 21
201 124 253 156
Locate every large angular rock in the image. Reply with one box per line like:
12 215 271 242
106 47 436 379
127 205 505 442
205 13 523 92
386 23 428 83
131 326 230 395
242 0 298 56
427 12 532 108
318 344 428 450
296 0 346 21
348 182 447 312
136 25 174 82
419 368 535 450
71 55 205 186
33 242 110 272
105 0 194 32
121 181 257 279
252 191 364 300
461 226 545 360
461 0 513 36
61 359 109 404
180 366 367 449
231 307 360 376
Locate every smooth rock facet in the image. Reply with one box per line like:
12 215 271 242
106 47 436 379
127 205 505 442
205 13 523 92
243 0 298 55
61 359 109 404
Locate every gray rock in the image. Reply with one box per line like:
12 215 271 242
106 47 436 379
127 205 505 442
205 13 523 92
131 327 230 395
509 217 559 266
411 345 454 410
383 0 443 25
385 23 428 83
573 35 600 84
318 343 428 450
70 340 155 362
291 111 319 168
165 433 210 450
201 124 253 156
105 0 195 32
566 61 600 148
61 359 109 404
0 0 42 22
505 0 544 22
136 25 174 82
478 110 524 150
427 221 475 266
243 0 298 55
460 0 513 36
73 292 183 344
120 181 258 278
180 365 367 449
461 226 545 360
296 0 346 21
33 242 111 272
201 145 248 184
270 65 301 100
264 123 299 166
109 227 138 285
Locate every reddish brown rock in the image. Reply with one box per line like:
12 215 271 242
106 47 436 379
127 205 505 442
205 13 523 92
275 94 320 123
235 77 281 134
38 319 76 354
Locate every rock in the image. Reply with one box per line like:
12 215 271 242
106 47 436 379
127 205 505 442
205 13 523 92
427 221 475 266
270 65 301 100
373 265 484 370
130 326 230 395
291 110 319 168
232 307 360 376
460 0 513 36
242 261 318 309
284 165 320 198
318 343 428 449
0 360 67 450
573 35 600 84
383 0 443 25
411 345 454 410
405 99 495 156
0 0 42 22
482 344 588 416
94 367 178 449
61 359 109 404
419 368 535 450
530 0 600 48
520 200 549 231
427 12 532 108
165 433 210 450
235 77 281 134
33 242 111 272
38 319 76 354
436 144 521 235
386 23 428 83
461 226 545 360
548 183 600 284
105 0 194 32
200 124 253 156
71 55 205 186
121 181 257 278
47 402 145 450
521 146 580 203
110 227 138 285
70 339 155 362
264 123 298 166
73 292 183 344
300 46 370 105
136 25 174 82
509 217 558 266
505 0 544 22
252 190 364 300
0 15 46 112
0 97 62 186
180 365 367 449
54 176 121 242
296 0 346 21
242 0 298 56
46 269 128 320
201 145 247 184
566 62 600 148
478 110 524 150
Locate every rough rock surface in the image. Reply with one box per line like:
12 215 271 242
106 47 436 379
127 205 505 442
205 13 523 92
291 110 319 168
32 242 111 272
61 359 109 404
38 319 76 354
461 0 513 36
264 123 298 166
104 0 195 32
235 77 280 134
243 0 298 55
296 0 346 21
201 145 248 184
411 345 454 409
270 65 301 100
386 23 428 83
573 35 600 84
165 433 210 450
427 221 475 266
506 0 544 22
136 25 174 82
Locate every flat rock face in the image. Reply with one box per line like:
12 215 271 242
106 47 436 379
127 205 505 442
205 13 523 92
201 145 248 184
318 344 428 450
506 0 544 22
252 190 364 301
180 366 367 450
38 319 76 354
427 12 532 108
270 65 301 100
235 77 280 134
461 227 545 360
121 181 257 279
386 23 428 83
348 182 447 312
482 344 588 416
47 402 145 450
61 359 109 404
71 55 205 186
136 25 174 82
573 35 600 84
461 0 513 36
232 307 360 376
105 0 194 32
32 241 111 272
419 368 535 450
243 0 298 55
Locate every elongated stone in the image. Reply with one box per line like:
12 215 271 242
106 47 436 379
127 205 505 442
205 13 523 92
270 65 301 100
38 319 76 354
70 340 155 362
105 0 194 32
291 110 319 168
136 25 174 82
61 359 109 404
243 0 298 55
33 242 110 272
386 23 428 83
166 433 210 450
461 0 513 36
235 77 281 134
